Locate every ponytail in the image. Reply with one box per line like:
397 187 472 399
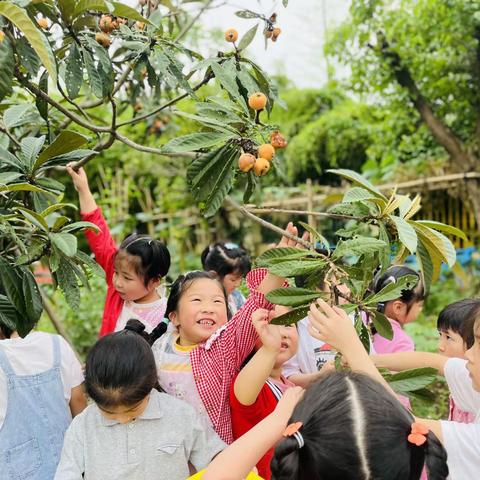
424 431 449 480
270 437 301 480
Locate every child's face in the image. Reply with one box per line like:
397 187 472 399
113 255 159 303
438 329 466 359
169 278 228 345
98 395 150 424
274 324 299 368
465 323 480 392
222 272 243 295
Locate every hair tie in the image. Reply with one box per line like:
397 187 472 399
408 422 429 446
283 422 304 449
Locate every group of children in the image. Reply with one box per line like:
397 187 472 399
0 164 479 479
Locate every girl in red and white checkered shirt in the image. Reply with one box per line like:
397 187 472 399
151 223 302 444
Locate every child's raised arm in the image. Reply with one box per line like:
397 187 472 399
233 309 282 406
371 352 447 376
66 164 97 214
202 386 304 480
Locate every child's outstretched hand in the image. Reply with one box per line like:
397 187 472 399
66 163 90 193
274 385 304 423
276 222 309 249
252 308 282 353
308 299 360 354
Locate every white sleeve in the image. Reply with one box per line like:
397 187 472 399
282 354 302 378
54 417 85 480
441 420 480 479
59 336 84 402
444 358 480 414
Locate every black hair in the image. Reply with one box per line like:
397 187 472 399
437 299 480 349
370 265 425 313
149 271 231 344
200 242 251 278
85 319 159 408
116 234 171 286
270 371 448 480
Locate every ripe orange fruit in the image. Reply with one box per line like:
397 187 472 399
270 130 288 149
95 32 111 47
136 21 145 30
37 17 49 29
253 158 270 176
99 15 116 33
271 27 281 42
238 153 256 173
248 92 267 111
257 144 275 161
225 28 238 42
0 30 4 43
264 29 273 39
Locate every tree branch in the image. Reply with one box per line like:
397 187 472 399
244 206 361 221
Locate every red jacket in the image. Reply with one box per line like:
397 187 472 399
81 208 123 337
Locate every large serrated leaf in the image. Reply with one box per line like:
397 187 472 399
3 104 40 130
19 136 45 170
390 216 417 253
271 305 310 326
73 0 109 18
211 62 248 113
65 43 83 99
35 131 89 170
416 220 468 241
385 367 437 394
0 257 26 318
333 237 387 259
111 1 151 23
0 1 57 81
266 287 325 307
22 269 43 326
0 38 14 101
238 24 259 51
162 132 235 153
268 259 326 278
82 48 103 98
369 310 393 340
343 187 378 203
328 168 387 200
50 232 78 257
255 247 315 267
364 274 418 305
0 294 20 333
56 259 80 309
0 183 50 194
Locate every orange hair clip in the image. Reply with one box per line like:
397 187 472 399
283 421 303 437
408 422 429 446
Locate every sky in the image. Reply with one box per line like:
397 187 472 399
198 0 351 88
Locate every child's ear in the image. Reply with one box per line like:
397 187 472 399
391 300 407 318
149 277 162 289
168 311 179 327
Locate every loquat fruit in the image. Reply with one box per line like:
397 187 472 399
37 17 49 29
95 32 111 48
0 30 4 43
257 144 275 161
136 21 145 30
224 28 238 43
264 29 273 39
238 153 256 173
271 27 281 42
99 15 116 33
253 157 270 176
270 130 288 149
248 92 267 111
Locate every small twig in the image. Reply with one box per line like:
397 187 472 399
245 206 362 221
0 125 21 147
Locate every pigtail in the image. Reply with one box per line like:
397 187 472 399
424 431 449 480
270 437 302 480
149 320 168 345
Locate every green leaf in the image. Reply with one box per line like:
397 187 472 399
255 247 315 267
343 187 379 203
35 71 49 122
211 62 248 113
83 48 103 98
333 237 387 259
19 136 45 170
385 368 437 394
60 221 99 233
49 232 78 257
22 269 43 326
328 168 387 200
266 287 325 307
271 305 310 326
369 311 393 340
0 294 20 333
173 110 238 134
416 220 468 241
17 36 41 75
243 171 257 203
377 222 390 273
0 1 57 81
0 37 14 101
268 259 326 278
163 132 235 153
74 249 105 278
56 259 80 309
3 104 39 129
417 240 433 292
65 43 83 99
0 257 26 318
111 1 151 23
238 24 259 51
35 131 89 170
364 274 418 305
41 203 77 217
235 10 262 19
72 0 108 18
58 0 77 22
0 146 21 169
17 206 49 232
298 221 330 250
390 216 417 253
0 172 24 184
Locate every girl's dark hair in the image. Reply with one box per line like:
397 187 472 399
370 265 425 311
117 234 171 286
271 372 448 480
200 242 251 278
149 271 231 344
85 319 158 408
437 298 480 349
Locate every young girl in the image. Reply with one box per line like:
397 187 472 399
201 242 251 315
67 165 171 336
369 265 425 354
151 224 303 443
230 308 298 479
54 320 225 480
437 299 480 423
0 323 86 479
309 298 477 480
201 369 448 480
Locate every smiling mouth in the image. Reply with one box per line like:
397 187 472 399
197 319 215 326
280 341 289 350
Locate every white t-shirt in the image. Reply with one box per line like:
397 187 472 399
0 331 84 429
441 358 480 480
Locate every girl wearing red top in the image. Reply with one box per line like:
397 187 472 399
67 165 171 336
230 306 299 479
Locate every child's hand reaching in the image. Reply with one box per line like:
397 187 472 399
252 309 282 353
276 222 309 249
66 163 90 193
308 299 360 354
